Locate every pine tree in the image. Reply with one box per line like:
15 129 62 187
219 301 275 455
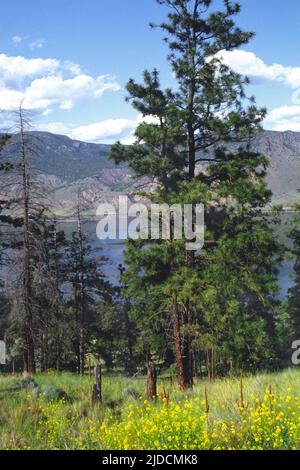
287 211 300 342
110 0 282 387
0 107 56 373
67 202 112 374
29 216 68 371
0 134 12 352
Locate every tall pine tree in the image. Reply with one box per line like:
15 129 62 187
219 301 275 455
286 210 300 344
110 0 282 388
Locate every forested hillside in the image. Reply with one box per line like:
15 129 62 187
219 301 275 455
0 129 300 217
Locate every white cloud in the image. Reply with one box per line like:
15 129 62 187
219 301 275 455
215 50 300 132
20 74 120 111
291 89 300 105
12 35 23 46
0 87 23 109
0 53 120 113
29 40 44 50
217 50 300 89
70 114 159 144
11 35 47 50
35 114 158 143
264 105 300 132
71 117 139 144
63 60 81 75
42 109 53 116
40 108 300 142
0 53 60 82
36 121 72 135
36 118 133 143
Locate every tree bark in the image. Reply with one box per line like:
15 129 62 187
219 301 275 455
19 106 35 374
206 349 211 382
172 294 185 391
146 361 157 401
182 303 193 388
53 227 61 372
92 365 102 403
182 2 198 387
77 200 85 376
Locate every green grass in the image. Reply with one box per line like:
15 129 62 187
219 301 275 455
0 369 299 450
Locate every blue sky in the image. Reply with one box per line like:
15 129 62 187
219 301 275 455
1 0 300 142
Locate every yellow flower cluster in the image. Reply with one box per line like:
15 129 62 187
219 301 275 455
97 398 210 450
38 400 78 449
37 388 300 450
211 388 300 450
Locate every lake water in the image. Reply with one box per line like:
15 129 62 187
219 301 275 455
59 213 300 299
58 219 125 285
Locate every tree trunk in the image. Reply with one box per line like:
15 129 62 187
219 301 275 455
92 365 102 403
199 353 203 380
172 294 185 391
146 361 157 401
54 228 61 372
183 6 198 387
206 349 211 382
55 317 61 372
211 348 215 382
125 304 134 374
182 305 192 388
77 201 85 376
19 106 35 374
79 326 85 375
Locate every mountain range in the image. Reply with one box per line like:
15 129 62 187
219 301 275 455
1 130 299 217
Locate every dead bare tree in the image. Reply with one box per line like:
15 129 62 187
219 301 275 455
77 197 85 375
18 105 35 373
2 105 55 373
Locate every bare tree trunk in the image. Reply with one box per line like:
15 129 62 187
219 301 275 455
45 321 49 370
55 326 61 372
172 294 185 391
53 227 61 372
211 348 215 382
186 301 194 387
214 349 218 380
75 298 80 374
126 310 134 373
77 200 85 376
92 365 102 403
199 352 203 380
79 327 85 375
146 360 157 401
206 349 211 382
19 106 35 374
182 305 192 388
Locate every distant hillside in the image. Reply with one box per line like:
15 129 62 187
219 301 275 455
2 132 119 181
252 131 300 205
0 130 299 217
0 132 138 217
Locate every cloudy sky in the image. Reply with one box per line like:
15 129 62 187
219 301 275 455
1 0 300 143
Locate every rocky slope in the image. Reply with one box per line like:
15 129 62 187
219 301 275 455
253 131 300 205
0 130 299 217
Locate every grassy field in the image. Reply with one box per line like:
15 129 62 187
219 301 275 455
0 369 299 450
